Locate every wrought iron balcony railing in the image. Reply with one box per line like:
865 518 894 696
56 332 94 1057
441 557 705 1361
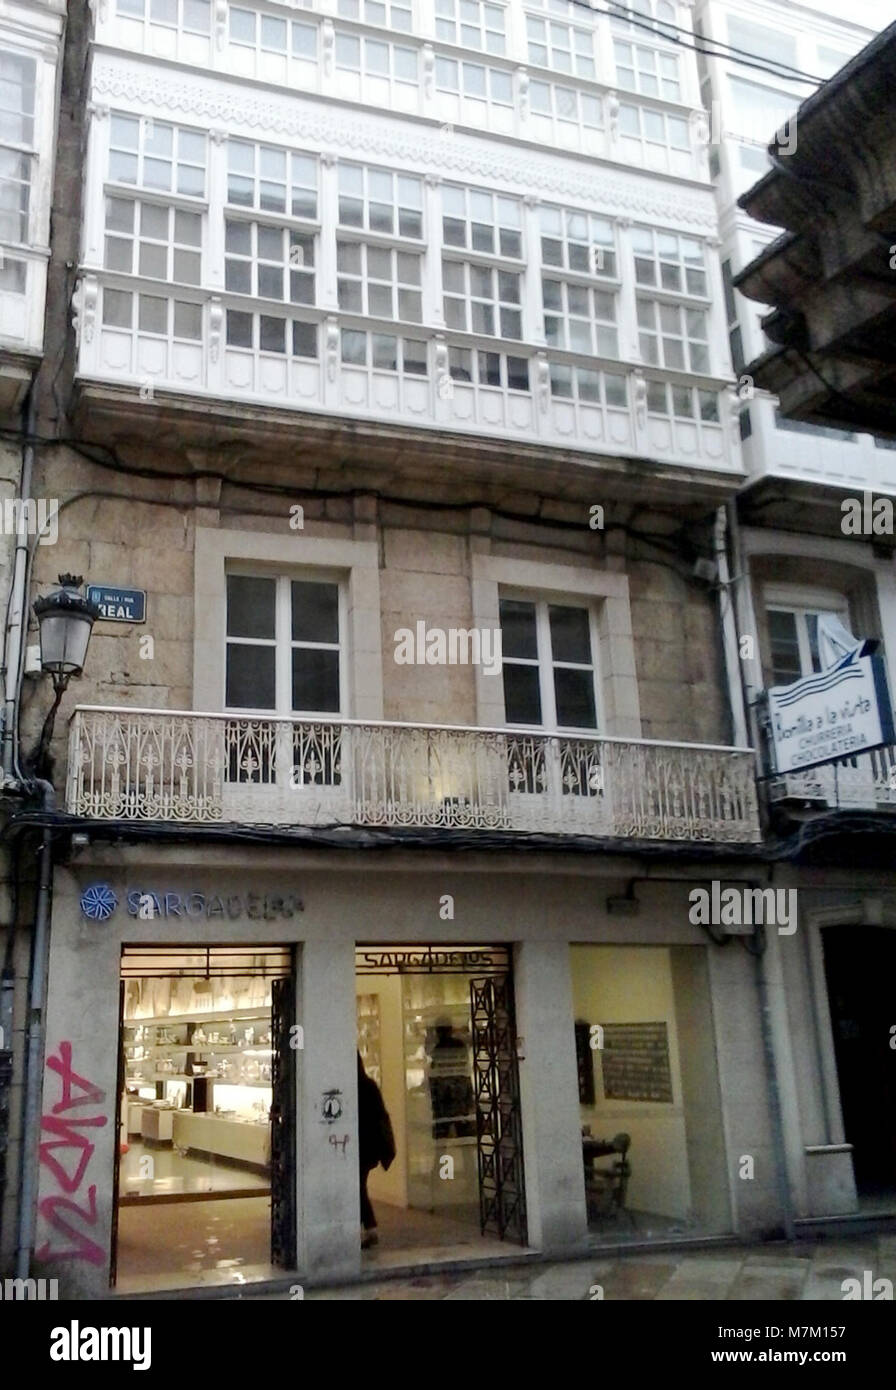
65 706 761 844
767 745 896 813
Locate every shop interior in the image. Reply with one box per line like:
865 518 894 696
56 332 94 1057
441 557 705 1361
571 943 731 1240
115 946 291 1293
355 948 515 1266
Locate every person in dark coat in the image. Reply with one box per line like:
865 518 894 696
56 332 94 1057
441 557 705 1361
357 1052 396 1249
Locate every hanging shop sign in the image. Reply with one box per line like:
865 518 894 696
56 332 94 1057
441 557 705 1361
356 946 510 975
86 584 146 623
766 649 895 775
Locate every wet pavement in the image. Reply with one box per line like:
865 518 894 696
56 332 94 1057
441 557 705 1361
272 1233 896 1300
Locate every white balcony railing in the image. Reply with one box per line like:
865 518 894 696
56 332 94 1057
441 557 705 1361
66 707 761 843
768 745 896 813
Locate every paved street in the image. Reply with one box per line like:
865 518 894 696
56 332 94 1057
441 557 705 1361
283 1235 896 1300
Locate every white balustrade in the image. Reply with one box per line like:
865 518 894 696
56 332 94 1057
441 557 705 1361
66 706 761 843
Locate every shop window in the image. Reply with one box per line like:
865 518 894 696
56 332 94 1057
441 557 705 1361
499 595 598 731
225 573 342 716
572 944 731 1237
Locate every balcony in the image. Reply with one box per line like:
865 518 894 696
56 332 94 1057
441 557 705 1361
66 707 761 844
768 745 896 814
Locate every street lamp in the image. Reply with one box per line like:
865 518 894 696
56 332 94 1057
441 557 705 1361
30 574 99 775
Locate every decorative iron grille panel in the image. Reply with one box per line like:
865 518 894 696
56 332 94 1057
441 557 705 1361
270 972 297 1269
470 975 527 1244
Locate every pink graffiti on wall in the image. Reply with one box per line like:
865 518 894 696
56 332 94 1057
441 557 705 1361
36 1041 108 1265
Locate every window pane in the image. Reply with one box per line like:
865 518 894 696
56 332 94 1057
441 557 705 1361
291 580 339 643
500 598 538 659
227 644 275 709
503 664 542 725
292 648 340 712
768 609 802 685
227 574 276 638
549 605 591 664
554 667 596 729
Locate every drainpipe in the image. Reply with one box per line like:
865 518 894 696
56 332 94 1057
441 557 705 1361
753 937 796 1240
714 506 748 747
2 388 37 783
15 777 55 1279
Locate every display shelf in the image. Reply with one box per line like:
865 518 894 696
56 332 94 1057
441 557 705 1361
124 1008 269 1028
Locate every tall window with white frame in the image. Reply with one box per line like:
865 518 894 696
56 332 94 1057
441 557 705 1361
0 49 36 263
441 184 523 346
499 597 598 731
499 596 602 804
225 574 344 788
633 227 710 375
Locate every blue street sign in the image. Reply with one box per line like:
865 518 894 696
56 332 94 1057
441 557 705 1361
87 584 147 623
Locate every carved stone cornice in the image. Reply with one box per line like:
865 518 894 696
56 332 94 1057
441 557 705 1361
90 59 718 230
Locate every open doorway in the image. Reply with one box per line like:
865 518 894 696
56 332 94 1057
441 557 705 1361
822 926 896 1205
113 945 295 1293
355 945 527 1266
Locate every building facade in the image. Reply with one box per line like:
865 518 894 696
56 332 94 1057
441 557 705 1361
2 0 893 1297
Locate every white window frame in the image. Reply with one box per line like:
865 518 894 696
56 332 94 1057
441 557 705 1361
336 0 413 32
542 277 618 357
115 0 212 35
637 298 709 374
334 31 419 85
103 196 202 285
226 141 318 220
435 0 506 54
224 218 316 306
434 56 513 106
100 285 204 344
337 163 423 242
613 38 680 101
442 258 522 339
0 48 36 246
224 566 349 718
525 14 596 80
107 113 207 199
499 590 602 734
618 103 691 160
529 79 602 132
340 326 428 376
224 307 318 359
764 585 850 685
337 239 423 323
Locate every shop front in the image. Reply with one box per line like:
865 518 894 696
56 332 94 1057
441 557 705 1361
33 846 787 1296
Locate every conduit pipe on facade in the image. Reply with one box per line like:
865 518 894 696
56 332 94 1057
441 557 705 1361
753 933 796 1241
2 387 36 782
15 778 54 1280
714 506 749 749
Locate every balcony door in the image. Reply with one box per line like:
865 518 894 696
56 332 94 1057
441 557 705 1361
498 595 608 832
223 571 349 819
